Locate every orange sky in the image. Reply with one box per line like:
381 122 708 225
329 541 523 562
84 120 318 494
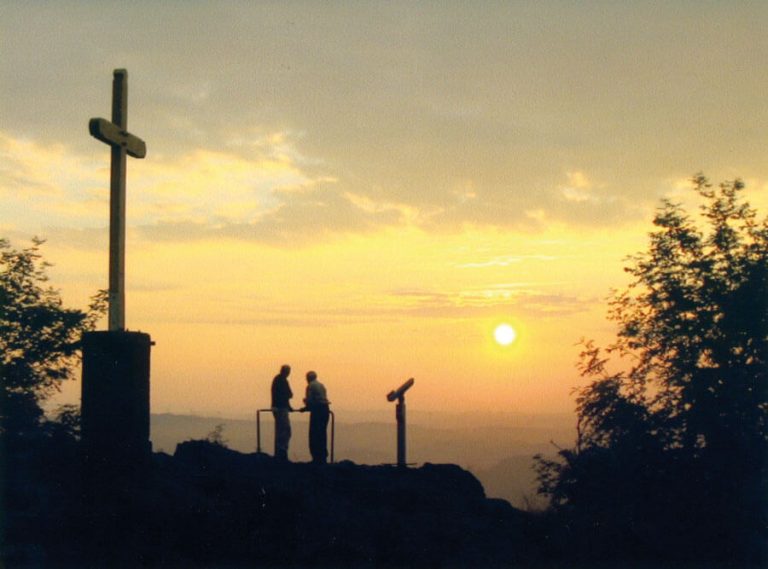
3 3 768 418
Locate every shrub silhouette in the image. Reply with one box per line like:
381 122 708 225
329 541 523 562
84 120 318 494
205 423 229 447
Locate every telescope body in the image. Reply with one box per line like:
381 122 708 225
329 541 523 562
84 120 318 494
387 377 415 402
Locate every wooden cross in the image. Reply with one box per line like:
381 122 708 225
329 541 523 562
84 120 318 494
89 69 146 331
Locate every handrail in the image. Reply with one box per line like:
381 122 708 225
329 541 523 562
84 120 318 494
256 408 335 464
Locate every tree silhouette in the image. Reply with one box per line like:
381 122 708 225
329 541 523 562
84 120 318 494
1 238 107 567
0 237 105 440
536 175 767 562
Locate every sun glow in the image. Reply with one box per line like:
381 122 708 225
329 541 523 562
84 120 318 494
493 323 517 346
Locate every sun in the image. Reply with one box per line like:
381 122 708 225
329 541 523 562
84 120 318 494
494 323 517 346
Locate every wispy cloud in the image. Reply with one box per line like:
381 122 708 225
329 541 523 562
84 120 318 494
0 132 101 197
2 129 407 246
386 285 597 319
137 183 406 246
560 170 597 203
456 255 558 269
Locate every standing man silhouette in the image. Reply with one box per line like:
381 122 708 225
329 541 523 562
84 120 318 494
271 364 293 461
300 371 330 464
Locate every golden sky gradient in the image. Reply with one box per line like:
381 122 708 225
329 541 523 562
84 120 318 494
3 2 768 418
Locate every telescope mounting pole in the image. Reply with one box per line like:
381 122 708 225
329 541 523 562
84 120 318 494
387 377 414 468
396 395 406 467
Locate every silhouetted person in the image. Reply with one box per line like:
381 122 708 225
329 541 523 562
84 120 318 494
271 364 293 461
299 371 330 464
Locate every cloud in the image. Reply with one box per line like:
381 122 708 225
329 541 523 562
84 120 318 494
542 170 646 226
386 285 598 319
0 133 100 196
456 255 558 269
1 128 408 246
1 124 649 252
133 145 309 222
138 184 405 245
34 227 108 251
560 170 595 203
5 2 768 241
0 133 110 239
142 283 598 327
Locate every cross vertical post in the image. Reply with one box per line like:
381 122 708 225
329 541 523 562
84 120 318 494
89 68 146 330
109 69 128 331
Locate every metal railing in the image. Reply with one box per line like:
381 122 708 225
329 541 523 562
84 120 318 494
256 408 335 463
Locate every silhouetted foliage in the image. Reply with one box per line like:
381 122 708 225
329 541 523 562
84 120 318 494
205 423 228 447
1 238 106 566
46 403 82 440
0 237 105 439
535 175 768 563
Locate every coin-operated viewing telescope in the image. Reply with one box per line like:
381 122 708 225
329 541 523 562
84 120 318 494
386 378 415 467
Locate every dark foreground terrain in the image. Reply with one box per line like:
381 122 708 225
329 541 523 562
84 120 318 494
6 437 545 568
5 436 764 568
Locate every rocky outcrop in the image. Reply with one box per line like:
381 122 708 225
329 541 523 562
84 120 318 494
5 438 541 568
145 440 534 567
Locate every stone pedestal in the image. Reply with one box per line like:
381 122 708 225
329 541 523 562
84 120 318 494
81 331 152 471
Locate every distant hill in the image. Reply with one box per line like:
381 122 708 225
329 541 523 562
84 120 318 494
475 455 548 510
150 411 575 508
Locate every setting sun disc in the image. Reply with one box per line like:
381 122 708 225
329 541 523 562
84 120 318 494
494 323 517 346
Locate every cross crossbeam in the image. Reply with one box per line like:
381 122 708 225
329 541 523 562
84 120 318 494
89 69 146 331
89 118 146 159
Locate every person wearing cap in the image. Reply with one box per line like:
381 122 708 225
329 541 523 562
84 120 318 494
270 364 293 461
299 371 330 464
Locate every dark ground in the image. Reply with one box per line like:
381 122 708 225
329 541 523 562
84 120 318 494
3 437 763 568
5 437 543 568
